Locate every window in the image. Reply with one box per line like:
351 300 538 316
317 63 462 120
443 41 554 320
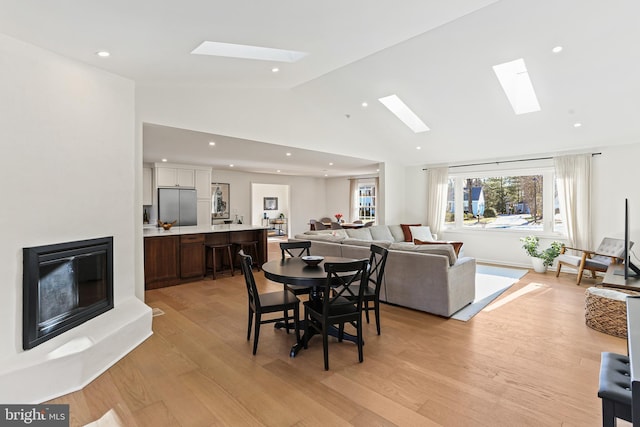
358 183 376 222
445 166 564 234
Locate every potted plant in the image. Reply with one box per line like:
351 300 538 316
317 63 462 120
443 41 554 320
520 235 563 273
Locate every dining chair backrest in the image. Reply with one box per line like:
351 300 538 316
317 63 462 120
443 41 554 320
364 221 374 227
280 241 311 260
319 217 332 223
322 259 370 316
239 250 261 310
353 220 363 224
368 244 389 297
330 221 342 229
314 221 328 230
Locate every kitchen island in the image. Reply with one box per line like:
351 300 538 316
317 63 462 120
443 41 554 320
143 224 268 289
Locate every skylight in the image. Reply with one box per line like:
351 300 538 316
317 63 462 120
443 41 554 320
191 41 307 63
378 95 430 133
492 58 541 115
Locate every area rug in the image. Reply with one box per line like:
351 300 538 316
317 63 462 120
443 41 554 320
451 265 528 321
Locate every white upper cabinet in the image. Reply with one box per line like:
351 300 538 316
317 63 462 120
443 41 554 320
155 166 195 187
143 167 153 205
195 169 211 200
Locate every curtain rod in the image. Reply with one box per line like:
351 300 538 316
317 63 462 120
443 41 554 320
422 152 602 170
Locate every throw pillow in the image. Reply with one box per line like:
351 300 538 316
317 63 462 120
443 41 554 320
400 223 422 242
414 238 463 256
368 225 395 241
409 225 434 242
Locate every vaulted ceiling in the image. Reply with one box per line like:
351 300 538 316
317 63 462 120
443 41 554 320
2 0 639 176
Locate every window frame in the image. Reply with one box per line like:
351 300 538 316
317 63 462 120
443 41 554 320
444 163 564 237
357 181 376 223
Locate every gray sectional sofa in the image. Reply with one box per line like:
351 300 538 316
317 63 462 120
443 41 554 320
292 225 476 317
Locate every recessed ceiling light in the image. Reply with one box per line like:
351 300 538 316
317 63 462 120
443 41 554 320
277 170 281 173
286 152 291 156
161 158 167 162
416 146 422 150
329 162 334 166
324 174 328 177
361 102 368 107
191 41 307 63
96 51 110 57
209 141 215 146
378 94 430 133
574 122 582 128
272 67 279 73
552 46 563 53
492 58 541 115
229 164 234 167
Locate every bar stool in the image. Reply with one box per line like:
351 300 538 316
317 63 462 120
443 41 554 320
205 243 234 280
235 241 260 271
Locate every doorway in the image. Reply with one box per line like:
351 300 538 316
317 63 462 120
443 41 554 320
251 183 290 239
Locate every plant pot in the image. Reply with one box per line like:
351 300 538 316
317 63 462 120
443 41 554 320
531 257 548 273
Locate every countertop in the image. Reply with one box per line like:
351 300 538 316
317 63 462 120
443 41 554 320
143 224 268 237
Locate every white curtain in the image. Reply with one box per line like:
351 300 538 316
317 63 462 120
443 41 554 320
425 167 449 237
349 178 359 222
554 154 592 249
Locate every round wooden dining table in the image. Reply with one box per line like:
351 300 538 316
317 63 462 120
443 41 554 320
262 256 358 357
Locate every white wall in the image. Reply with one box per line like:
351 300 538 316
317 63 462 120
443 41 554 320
380 162 405 224
325 177 351 222
211 169 327 236
0 33 151 403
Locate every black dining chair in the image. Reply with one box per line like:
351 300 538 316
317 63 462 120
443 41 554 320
239 250 300 355
313 220 328 230
353 244 389 335
280 241 313 297
303 258 369 370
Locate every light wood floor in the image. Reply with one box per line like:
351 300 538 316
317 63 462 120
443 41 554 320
47 243 630 426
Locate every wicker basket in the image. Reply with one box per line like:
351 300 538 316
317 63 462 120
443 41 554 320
585 287 640 338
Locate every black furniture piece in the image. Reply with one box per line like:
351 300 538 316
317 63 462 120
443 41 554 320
205 243 234 280
239 250 300 355
279 241 313 297
262 256 358 357
303 259 370 370
347 244 389 335
236 240 261 271
598 352 632 426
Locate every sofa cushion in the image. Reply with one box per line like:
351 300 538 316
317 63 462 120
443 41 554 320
400 224 422 242
342 238 392 249
295 233 345 243
368 225 395 242
389 242 457 266
415 239 463 256
345 228 373 240
388 225 406 242
409 225 434 242
303 229 348 238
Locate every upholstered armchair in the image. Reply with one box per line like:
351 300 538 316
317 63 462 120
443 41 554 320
555 238 629 285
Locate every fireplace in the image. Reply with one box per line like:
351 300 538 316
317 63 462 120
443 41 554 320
23 237 114 350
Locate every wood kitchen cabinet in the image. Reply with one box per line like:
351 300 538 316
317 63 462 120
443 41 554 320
144 235 180 289
143 227 267 290
180 234 205 279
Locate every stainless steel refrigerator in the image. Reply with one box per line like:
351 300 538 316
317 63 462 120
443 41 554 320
157 188 197 226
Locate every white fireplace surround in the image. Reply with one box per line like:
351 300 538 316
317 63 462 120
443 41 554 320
0 298 151 403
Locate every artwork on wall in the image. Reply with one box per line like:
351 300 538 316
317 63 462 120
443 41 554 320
263 197 278 210
211 183 230 219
